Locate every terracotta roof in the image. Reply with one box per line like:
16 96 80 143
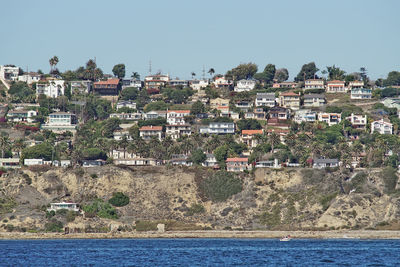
167 110 190 114
327 80 345 84
242 129 263 135
140 126 162 131
226 157 248 162
281 91 299 96
94 78 119 85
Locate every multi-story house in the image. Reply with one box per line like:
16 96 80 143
255 93 276 107
318 112 342 126
351 88 372 99
7 109 37 123
41 112 77 132
168 79 189 87
346 113 367 130
279 91 300 110
234 79 256 92
210 98 230 110
294 109 317 123
110 113 142 121
371 119 393 134
165 124 191 139
235 100 252 111
116 100 137 110
144 74 169 91
213 76 233 89
241 129 263 148
326 80 346 93
268 106 290 120
220 109 240 119
226 157 249 172
0 65 19 81
113 130 133 141
139 125 163 140
167 110 190 125
202 154 218 167
18 72 41 85
348 80 364 89
121 78 142 89
244 108 265 120
70 80 92 94
303 94 326 108
313 158 339 169
304 79 324 90
36 79 65 98
190 79 209 90
145 110 167 120
93 78 121 95
199 122 235 134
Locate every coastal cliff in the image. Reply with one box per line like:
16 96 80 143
0 165 399 233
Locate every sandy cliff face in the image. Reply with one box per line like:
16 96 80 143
0 165 400 231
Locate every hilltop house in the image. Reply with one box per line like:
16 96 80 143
36 79 65 98
7 109 37 123
167 110 190 125
313 158 340 169
241 129 263 148
199 122 235 134
116 100 137 110
145 110 167 120
70 80 92 94
351 88 372 99
294 109 317 123
190 79 209 90
165 124 191 139
346 113 367 130
168 79 189 88
303 94 326 108
318 112 341 126
304 79 324 90
348 81 364 89
144 74 169 91
326 80 346 93
213 76 233 89
18 72 41 85
121 78 142 89
226 157 249 172
41 112 77 133
272 82 298 89
0 65 19 81
279 91 300 110
139 125 163 140
234 79 256 92
93 78 121 95
371 119 393 134
255 93 276 107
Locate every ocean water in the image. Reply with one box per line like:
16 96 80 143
1 238 400 266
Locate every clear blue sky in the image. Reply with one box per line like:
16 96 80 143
1 0 399 80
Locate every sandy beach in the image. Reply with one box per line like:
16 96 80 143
1 230 400 240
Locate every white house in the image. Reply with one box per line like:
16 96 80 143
165 124 191 140
110 113 142 121
47 202 79 212
41 112 77 132
0 158 21 169
303 94 326 108
24 158 44 166
294 109 317 123
0 65 19 81
121 78 142 89
36 79 65 98
167 110 190 125
145 110 167 120
213 76 233 88
202 154 218 167
70 80 92 94
169 79 189 87
351 88 372 100
139 125 163 141
346 113 367 130
318 112 342 126
371 119 393 135
234 79 256 92
304 79 325 90
18 72 41 85
116 101 137 110
255 93 276 107
313 158 339 169
199 122 235 134
326 80 346 93
7 109 37 123
113 130 133 141
190 79 209 90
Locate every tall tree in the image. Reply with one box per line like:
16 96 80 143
326 65 346 80
208 68 215 78
191 72 196 80
226 63 258 80
268 133 280 153
274 68 289 82
295 62 319 81
131 72 140 80
112 64 126 79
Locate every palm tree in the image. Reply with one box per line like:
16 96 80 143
53 56 59 70
118 135 129 159
0 134 11 158
131 72 140 80
208 68 215 79
191 72 196 80
268 132 280 153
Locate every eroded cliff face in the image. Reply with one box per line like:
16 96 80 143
0 165 399 232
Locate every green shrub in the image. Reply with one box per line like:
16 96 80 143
199 171 242 202
90 174 98 179
135 221 158 231
46 210 56 218
186 203 205 216
56 209 68 215
381 167 398 194
83 199 118 219
108 192 130 207
45 219 63 232
66 211 77 222
5 224 14 232
319 192 338 211
0 197 17 214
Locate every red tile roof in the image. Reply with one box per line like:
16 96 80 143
167 110 190 114
94 78 120 85
226 157 248 162
280 91 299 96
327 80 345 84
140 126 162 131
242 129 263 135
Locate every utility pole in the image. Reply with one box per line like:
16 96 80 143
202 65 205 80
149 60 152 75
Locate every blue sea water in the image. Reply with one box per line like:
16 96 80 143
1 238 400 266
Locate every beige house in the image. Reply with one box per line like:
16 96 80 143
279 91 300 110
210 98 230 110
326 80 346 93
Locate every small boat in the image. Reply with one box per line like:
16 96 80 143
280 235 292 241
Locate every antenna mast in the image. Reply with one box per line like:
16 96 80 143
149 60 152 75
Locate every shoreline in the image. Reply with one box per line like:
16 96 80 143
1 230 400 240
